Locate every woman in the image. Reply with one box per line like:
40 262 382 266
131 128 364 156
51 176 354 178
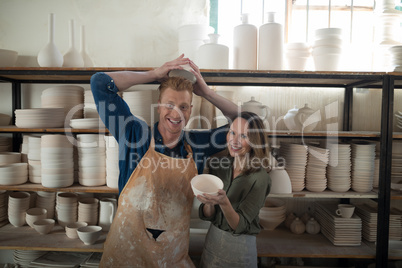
196 111 271 268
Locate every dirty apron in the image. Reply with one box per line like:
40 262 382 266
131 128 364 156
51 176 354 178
100 138 198 268
200 224 258 268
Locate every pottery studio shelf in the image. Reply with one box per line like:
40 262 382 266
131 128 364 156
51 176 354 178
0 182 118 194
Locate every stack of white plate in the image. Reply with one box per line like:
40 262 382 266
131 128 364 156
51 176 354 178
56 192 78 227
280 143 308 191
70 118 105 129
20 134 31 162
8 191 30 227
315 202 362 246
28 251 91 268
355 202 402 242
104 135 119 189
13 250 47 268
327 143 352 192
392 141 402 184
41 85 84 119
36 191 56 219
41 135 74 188
80 252 102 268
123 90 154 126
305 146 329 192
395 111 402 131
0 190 7 227
15 108 65 128
351 141 376 192
373 157 380 188
0 163 28 185
77 134 106 186
0 152 21 164
78 197 99 225
312 28 343 71
0 136 12 152
259 198 286 230
388 46 402 72
285 42 311 71
84 90 100 119
28 136 41 161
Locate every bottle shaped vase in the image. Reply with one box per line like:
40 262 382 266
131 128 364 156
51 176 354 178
37 13 63 67
233 13 257 69
63 19 84 67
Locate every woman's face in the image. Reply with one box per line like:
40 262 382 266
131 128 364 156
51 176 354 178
227 117 251 158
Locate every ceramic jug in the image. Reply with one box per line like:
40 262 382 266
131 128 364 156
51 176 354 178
283 105 299 131
37 13 63 67
196 34 229 69
295 103 319 132
241 96 270 120
99 198 117 231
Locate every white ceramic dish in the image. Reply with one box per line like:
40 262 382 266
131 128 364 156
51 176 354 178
191 174 223 196
33 219 55 234
77 225 103 245
65 221 88 239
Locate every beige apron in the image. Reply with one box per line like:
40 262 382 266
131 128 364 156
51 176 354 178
100 138 197 268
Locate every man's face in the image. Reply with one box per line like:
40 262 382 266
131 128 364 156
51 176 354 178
157 87 192 137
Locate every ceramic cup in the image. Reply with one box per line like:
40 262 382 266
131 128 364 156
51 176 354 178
99 198 117 231
335 204 355 218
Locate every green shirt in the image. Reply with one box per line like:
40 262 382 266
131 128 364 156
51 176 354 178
199 157 271 236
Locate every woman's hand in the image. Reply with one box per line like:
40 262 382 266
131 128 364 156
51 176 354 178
153 54 190 81
196 189 228 206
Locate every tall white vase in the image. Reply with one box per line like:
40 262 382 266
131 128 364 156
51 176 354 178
80 25 94 67
63 20 84 67
196 34 229 69
37 13 63 67
258 12 284 70
233 13 257 70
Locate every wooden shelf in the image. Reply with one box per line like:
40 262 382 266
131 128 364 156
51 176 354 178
0 126 109 134
0 68 386 88
0 224 105 252
189 226 376 259
269 190 377 199
0 182 118 194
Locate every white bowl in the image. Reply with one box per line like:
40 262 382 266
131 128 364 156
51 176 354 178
65 221 88 239
315 27 342 37
77 225 103 245
0 152 21 165
313 53 341 71
0 49 18 67
191 174 223 196
33 219 55 234
25 208 47 228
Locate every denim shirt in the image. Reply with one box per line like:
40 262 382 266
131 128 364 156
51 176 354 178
90 72 228 193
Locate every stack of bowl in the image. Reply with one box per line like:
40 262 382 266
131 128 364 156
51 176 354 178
41 135 74 188
104 136 119 189
285 42 311 71
312 28 343 71
8 191 30 227
122 90 154 126
41 85 84 119
0 137 12 152
56 192 78 227
35 191 56 219
78 197 99 225
259 198 286 230
25 208 47 228
0 152 21 165
77 134 106 186
0 190 7 226
0 163 28 185
389 46 402 72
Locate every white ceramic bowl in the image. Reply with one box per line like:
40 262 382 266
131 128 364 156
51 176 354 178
65 221 88 239
0 152 21 165
33 219 55 234
0 49 18 67
25 208 47 228
77 225 103 245
315 27 342 37
313 53 341 71
191 174 223 196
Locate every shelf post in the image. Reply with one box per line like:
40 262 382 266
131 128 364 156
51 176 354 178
343 86 353 131
376 74 393 268
11 82 22 152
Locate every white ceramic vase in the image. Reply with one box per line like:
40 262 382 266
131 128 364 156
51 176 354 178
80 25 94 67
37 13 63 67
258 12 284 70
197 34 229 69
233 13 257 70
63 20 84 67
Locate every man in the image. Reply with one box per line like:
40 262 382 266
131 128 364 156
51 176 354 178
91 55 238 267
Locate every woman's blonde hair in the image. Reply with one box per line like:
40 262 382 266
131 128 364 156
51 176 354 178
234 111 270 175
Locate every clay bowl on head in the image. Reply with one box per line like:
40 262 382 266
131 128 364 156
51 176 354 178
191 174 223 196
77 225 103 245
66 221 88 239
33 219 55 234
